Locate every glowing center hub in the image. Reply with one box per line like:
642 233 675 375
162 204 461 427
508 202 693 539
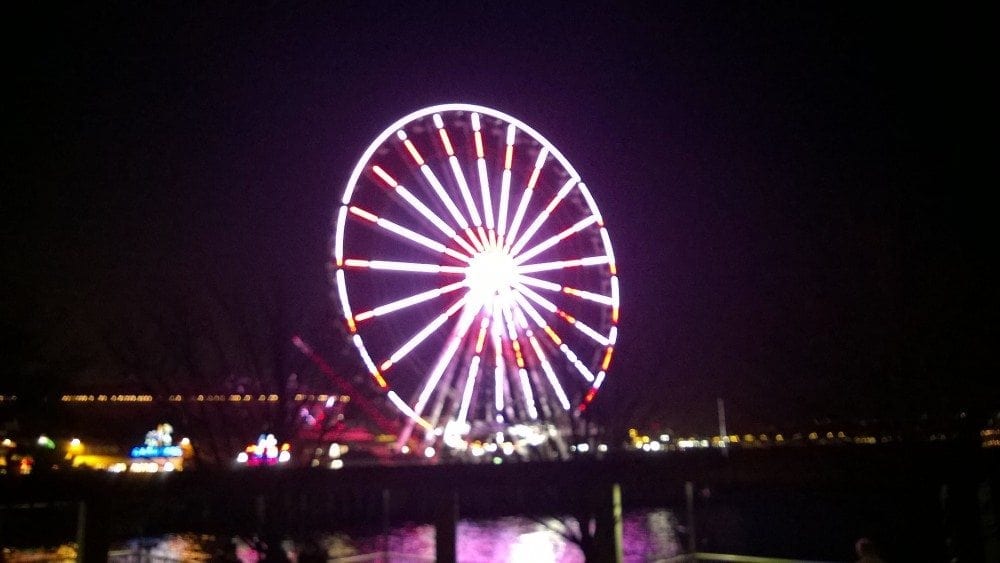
465 248 517 297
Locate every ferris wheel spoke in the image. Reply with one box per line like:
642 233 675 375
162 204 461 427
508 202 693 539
344 259 465 275
560 286 615 307
508 177 577 256
496 124 517 240
499 304 532 420
510 290 596 384
456 354 481 425
413 301 482 418
458 315 492 425
386 390 432 430
514 255 610 275
349 206 470 263
514 274 562 292
514 282 611 347
371 165 468 248
490 303 506 414
511 305 572 411
471 113 495 230
379 294 469 371
516 274 614 307
431 114 484 229
399 126 473 235
517 367 539 420
353 280 466 323
513 215 598 266
505 147 549 250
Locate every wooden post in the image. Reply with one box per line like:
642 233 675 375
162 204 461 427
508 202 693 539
435 489 458 563
609 482 623 563
590 481 623 563
77 499 111 563
382 489 391 559
685 481 697 554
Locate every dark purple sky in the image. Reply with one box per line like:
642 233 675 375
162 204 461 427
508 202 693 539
2 4 994 433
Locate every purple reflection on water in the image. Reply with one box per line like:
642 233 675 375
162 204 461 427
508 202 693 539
105 509 680 562
346 510 680 562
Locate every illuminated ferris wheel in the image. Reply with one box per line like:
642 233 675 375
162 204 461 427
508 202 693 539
331 104 619 453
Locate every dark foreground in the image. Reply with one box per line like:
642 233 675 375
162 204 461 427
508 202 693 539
2 443 998 562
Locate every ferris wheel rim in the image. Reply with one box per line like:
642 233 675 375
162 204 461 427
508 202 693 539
332 103 619 445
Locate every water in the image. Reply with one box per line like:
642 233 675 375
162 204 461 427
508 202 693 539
4 510 682 562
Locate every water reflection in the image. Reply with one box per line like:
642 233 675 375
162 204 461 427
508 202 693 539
101 509 681 562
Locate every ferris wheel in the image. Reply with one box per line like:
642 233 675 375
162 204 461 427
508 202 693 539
331 104 619 453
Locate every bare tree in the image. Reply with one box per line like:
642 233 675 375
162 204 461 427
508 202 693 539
101 257 352 467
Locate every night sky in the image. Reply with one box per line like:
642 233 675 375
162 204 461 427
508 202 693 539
3 4 994 433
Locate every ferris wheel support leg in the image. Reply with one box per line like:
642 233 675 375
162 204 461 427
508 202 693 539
395 417 417 453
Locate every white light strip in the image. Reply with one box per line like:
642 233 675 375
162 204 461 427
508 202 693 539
515 256 609 275
520 273 613 306
451 233 479 257
510 290 550 329
562 286 614 306
517 283 610 346
421 165 470 230
344 259 465 274
492 304 505 412
381 295 468 370
570 318 611 347
512 282 558 313
511 291 591 382
600 227 617 274
518 368 538 420
513 305 571 411
577 182 604 225
515 274 562 292
352 335 378 374
561 343 597 383
335 269 354 322
505 187 534 251
334 205 348 265
593 370 606 390
509 178 577 256
350 206 470 263
497 169 512 238
413 303 481 417
355 281 466 321
514 215 597 265
501 303 520 341
395 184 458 239
477 159 494 229
505 147 548 248
449 156 482 227
387 390 432 430
456 355 480 424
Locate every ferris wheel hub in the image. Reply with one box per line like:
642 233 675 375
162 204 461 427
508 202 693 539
465 246 517 301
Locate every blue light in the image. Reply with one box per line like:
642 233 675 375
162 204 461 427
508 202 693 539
131 445 183 458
